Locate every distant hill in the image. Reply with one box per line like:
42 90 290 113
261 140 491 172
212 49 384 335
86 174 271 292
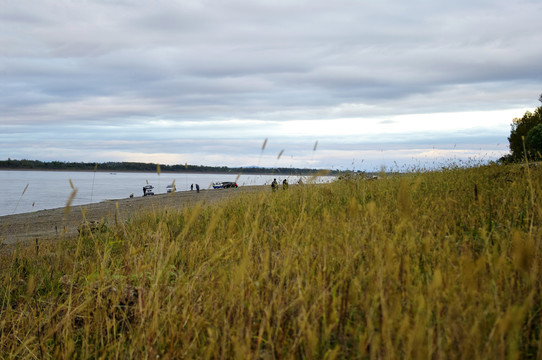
0 159 342 175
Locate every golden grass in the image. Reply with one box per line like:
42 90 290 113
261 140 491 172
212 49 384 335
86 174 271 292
1 164 541 358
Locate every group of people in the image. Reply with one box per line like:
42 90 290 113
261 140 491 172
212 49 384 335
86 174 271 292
142 179 295 195
271 178 288 191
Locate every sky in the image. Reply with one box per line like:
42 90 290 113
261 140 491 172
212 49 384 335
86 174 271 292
1 0 541 171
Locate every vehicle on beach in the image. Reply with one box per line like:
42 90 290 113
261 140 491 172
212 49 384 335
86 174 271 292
143 185 154 196
213 181 238 189
166 184 176 193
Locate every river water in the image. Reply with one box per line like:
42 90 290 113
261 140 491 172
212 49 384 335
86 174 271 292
0 170 333 216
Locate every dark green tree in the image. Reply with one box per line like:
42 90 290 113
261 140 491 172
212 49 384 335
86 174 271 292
506 94 542 161
525 123 542 159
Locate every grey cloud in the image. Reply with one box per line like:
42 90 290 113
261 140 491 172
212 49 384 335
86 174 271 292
1 0 540 169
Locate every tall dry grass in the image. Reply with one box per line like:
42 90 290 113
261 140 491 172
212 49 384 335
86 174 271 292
1 164 541 358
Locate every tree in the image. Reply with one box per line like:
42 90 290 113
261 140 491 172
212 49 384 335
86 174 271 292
506 98 542 161
525 123 542 159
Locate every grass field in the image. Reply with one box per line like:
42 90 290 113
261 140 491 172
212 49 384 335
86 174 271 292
1 163 541 358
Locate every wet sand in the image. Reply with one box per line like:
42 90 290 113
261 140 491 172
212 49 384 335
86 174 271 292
0 186 266 247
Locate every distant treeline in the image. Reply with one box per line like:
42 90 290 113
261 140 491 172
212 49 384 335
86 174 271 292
0 159 339 175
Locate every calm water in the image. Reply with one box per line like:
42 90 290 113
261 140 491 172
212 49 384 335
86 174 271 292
0 170 333 217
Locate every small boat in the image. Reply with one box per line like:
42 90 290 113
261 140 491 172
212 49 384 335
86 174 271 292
166 184 176 193
143 185 154 196
212 182 223 189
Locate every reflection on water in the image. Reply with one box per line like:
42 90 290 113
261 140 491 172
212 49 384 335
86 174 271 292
0 170 334 216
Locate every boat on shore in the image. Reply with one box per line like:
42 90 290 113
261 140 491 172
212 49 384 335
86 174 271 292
143 185 154 196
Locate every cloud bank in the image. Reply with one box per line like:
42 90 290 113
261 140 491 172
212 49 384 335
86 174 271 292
1 0 541 170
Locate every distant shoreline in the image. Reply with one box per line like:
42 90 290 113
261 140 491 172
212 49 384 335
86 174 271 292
0 159 337 176
0 168 292 176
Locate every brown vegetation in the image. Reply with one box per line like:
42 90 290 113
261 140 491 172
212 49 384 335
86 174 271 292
1 165 541 358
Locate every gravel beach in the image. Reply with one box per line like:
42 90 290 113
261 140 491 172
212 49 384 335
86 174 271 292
0 186 265 247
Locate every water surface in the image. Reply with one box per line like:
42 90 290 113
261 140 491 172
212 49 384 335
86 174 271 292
0 170 331 216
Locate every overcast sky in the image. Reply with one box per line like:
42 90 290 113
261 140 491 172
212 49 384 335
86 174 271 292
1 0 541 171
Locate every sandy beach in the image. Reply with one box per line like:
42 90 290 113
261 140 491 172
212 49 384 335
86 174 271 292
0 186 266 247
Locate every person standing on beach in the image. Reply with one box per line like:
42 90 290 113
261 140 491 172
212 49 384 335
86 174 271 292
196 184 200 193
191 184 193 191
271 179 278 192
282 179 288 190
